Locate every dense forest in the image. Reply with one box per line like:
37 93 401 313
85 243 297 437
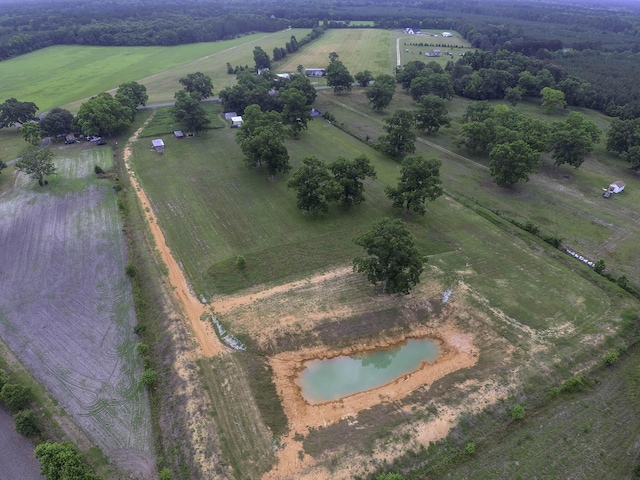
3 0 640 117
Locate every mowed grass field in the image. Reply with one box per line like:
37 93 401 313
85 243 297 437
130 104 449 297
276 28 394 78
315 88 640 285
129 104 622 341
0 29 309 111
397 30 473 67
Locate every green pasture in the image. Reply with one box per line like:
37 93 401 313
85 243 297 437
396 30 473 68
130 105 446 296
138 103 225 138
0 29 309 112
276 29 394 79
0 127 27 163
314 89 640 284
128 104 622 343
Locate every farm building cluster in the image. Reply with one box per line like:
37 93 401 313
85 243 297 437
403 29 453 37
305 68 326 77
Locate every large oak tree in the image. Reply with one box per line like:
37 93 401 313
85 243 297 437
75 92 132 136
287 157 339 215
0 98 38 128
385 155 443 214
178 72 213 100
353 218 425 294
365 74 396 111
15 147 56 186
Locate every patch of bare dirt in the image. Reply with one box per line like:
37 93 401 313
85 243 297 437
213 267 353 314
264 320 478 480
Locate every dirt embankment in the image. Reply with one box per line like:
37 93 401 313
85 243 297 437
265 322 478 480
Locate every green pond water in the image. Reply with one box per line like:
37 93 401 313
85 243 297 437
296 338 440 403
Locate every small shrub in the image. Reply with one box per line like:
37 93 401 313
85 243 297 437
125 262 137 278
511 404 525 420
617 274 630 289
159 467 172 480
140 369 157 386
143 356 152 369
94 165 104 174
561 375 589 393
523 220 539 235
0 384 31 413
594 259 606 274
113 181 124 192
543 233 563 248
464 442 476 455
13 409 40 437
135 343 150 356
235 255 246 268
604 349 620 365
133 324 146 335
0 369 6 390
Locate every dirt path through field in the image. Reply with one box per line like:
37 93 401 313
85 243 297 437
212 266 353 314
122 116 225 357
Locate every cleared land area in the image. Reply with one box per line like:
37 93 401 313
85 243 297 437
397 30 472 67
2 26 636 479
127 98 635 477
277 28 394 78
314 89 640 285
0 145 154 477
0 29 309 112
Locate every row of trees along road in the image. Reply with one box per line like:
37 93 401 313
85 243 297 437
606 117 640 171
75 81 148 137
376 99 451 160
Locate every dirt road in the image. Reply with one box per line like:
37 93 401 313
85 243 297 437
122 116 226 357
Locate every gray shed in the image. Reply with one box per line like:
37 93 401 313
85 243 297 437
152 139 165 152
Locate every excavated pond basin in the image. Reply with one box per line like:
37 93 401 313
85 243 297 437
296 338 440 403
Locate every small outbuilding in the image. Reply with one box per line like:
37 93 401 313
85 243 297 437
174 130 184 139
305 68 326 77
442 32 453 37
152 139 165 152
603 181 625 198
230 116 243 128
